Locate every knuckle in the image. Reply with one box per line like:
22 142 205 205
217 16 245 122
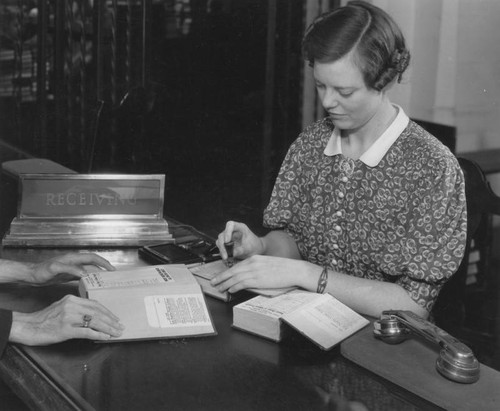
59 295 73 306
64 294 78 302
48 261 58 270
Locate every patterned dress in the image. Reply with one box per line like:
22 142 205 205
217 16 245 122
263 115 467 312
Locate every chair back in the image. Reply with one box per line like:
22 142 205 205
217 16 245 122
460 157 500 236
433 157 500 331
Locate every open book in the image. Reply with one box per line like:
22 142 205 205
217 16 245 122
188 260 295 302
78 264 216 342
232 290 369 350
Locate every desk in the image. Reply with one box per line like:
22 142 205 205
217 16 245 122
458 148 500 175
0 250 440 410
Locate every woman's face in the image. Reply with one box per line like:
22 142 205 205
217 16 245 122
313 55 385 131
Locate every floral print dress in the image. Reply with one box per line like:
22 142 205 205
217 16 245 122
263 114 467 312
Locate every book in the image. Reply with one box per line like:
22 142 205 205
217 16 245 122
188 260 296 302
78 264 216 342
232 290 369 350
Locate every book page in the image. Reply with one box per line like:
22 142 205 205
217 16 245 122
145 294 212 328
188 260 227 280
84 269 172 289
80 265 197 295
282 294 369 350
238 291 318 319
93 286 215 341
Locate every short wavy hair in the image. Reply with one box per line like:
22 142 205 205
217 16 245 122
302 1 410 91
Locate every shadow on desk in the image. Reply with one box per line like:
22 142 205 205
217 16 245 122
0 379 29 411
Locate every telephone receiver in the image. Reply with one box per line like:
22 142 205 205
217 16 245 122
373 310 480 384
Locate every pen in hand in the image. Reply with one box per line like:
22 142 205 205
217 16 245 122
224 241 234 267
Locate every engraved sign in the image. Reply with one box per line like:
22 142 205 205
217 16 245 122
18 174 164 219
3 174 172 248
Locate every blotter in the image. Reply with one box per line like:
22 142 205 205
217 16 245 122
340 324 500 410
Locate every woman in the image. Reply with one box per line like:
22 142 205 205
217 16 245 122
211 1 467 319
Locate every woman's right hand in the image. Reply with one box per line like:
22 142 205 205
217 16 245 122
216 221 265 261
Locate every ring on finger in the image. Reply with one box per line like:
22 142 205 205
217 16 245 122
82 314 92 328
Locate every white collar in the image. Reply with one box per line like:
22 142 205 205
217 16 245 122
323 105 409 166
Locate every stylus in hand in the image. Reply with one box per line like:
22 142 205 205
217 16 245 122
224 241 234 267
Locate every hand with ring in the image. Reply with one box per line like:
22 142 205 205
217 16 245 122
82 314 92 328
9 295 125 346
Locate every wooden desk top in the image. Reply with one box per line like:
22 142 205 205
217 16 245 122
0 248 440 411
458 148 500 175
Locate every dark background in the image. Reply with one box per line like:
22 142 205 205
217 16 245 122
0 0 308 238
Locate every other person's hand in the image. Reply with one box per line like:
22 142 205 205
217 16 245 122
10 294 124 345
28 252 115 286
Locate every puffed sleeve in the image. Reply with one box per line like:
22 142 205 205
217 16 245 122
264 137 306 234
263 120 329 245
386 155 467 312
0 309 13 358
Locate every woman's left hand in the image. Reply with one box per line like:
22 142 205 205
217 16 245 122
210 255 311 293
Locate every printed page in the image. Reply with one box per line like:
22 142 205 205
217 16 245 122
238 291 319 319
83 268 170 289
282 293 369 350
93 286 215 341
145 294 213 328
79 265 197 296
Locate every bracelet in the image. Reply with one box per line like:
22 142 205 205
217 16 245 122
316 266 329 294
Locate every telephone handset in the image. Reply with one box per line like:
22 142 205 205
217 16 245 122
373 310 480 384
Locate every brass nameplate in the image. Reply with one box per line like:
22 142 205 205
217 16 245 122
3 174 172 247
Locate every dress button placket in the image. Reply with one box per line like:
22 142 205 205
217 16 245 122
332 158 352 264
